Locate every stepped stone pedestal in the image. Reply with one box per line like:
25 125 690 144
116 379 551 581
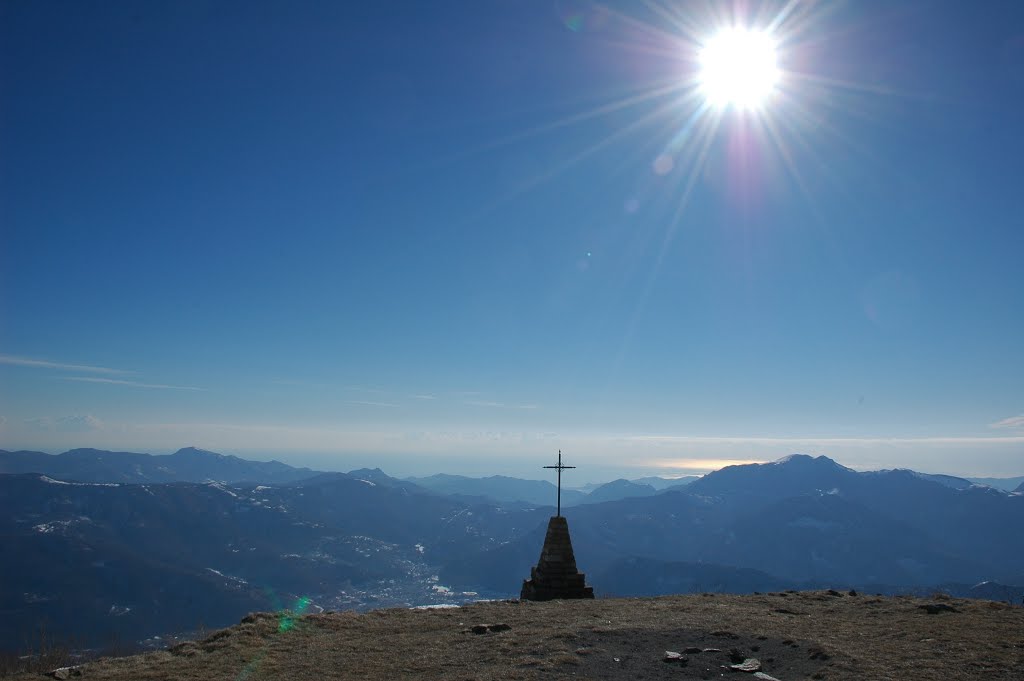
520 516 594 601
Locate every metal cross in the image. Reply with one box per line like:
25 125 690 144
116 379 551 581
543 450 575 517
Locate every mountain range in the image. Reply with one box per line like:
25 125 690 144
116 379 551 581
0 447 317 485
441 455 1024 594
405 473 694 507
0 448 693 505
2 448 1022 653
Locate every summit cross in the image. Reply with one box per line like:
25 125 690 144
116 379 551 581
543 450 575 517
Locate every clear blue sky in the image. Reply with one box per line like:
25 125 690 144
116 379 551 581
2 0 1022 481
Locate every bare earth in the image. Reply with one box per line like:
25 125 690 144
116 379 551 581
20 592 1024 680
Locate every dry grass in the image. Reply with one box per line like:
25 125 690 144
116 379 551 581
11 592 1024 680
0 630 74 678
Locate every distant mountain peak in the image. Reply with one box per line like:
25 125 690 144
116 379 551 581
344 468 424 492
773 453 812 464
347 467 391 480
771 454 852 471
580 478 656 505
174 446 225 458
600 478 631 486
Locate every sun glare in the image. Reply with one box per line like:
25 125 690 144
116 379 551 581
699 29 779 109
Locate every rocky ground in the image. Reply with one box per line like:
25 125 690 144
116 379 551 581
12 591 1024 680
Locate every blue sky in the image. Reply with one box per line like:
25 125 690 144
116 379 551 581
2 0 1022 481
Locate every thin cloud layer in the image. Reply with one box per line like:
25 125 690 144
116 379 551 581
0 353 126 374
63 377 205 391
990 415 1024 430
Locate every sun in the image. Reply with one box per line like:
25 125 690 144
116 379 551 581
698 28 780 109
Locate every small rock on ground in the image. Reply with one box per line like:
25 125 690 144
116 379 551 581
730 657 762 672
919 603 959 614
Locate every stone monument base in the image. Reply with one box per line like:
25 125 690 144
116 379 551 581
520 515 594 601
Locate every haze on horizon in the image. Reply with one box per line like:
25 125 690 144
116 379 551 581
2 1 1022 480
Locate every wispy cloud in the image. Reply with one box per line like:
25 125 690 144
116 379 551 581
63 376 205 391
990 415 1024 430
410 394 438 400
0 353 127 374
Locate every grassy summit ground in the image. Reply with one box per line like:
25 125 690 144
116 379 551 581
17 592 1024 680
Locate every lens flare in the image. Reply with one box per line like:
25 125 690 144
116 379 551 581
278 595 312 632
